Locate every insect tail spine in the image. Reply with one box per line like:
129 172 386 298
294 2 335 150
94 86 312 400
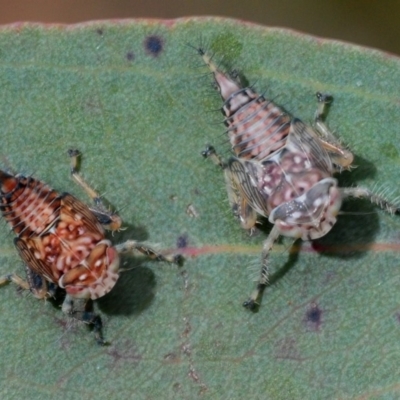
198 48 242 101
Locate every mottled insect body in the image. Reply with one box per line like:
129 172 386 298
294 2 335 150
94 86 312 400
0 171 118 300
0 150 179 344
199 48 398 309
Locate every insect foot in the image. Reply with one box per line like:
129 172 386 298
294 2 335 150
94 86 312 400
0 150 180 345
197 47 399 310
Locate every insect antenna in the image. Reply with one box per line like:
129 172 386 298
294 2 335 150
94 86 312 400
185 37 208 56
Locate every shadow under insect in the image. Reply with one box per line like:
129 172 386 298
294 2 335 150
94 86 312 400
312 195 380 258
250 171 384 308
97 260 157 317
97 221 172 317
313 154 382 258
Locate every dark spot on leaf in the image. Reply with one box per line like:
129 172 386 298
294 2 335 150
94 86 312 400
177 234 188 248
144 35 164 57
126 51 134 61
173 382 182 392
96 28 104 35
305 303 323 331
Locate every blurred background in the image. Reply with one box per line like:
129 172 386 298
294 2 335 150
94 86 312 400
0 0 399 56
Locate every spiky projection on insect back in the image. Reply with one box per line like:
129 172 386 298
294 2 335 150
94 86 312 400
0 150 180 344
198 48 399 310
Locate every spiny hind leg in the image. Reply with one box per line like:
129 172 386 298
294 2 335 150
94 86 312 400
314 92 354 170
243 225 281 310
202 145 257 230
62 295 106 345
341 187 400 214
115 240 182 265
314 92 338 141
67 149 122 231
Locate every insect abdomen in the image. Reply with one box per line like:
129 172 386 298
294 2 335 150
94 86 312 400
0 171 61 238
224 89 291 161
198 50 291 162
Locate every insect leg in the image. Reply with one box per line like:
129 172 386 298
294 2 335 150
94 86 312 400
62 295 106 345
0 266 51 299
201 144 227 168
314 92 354 170
0 273 30 290
202 145 257 230
115 240 182 264
340 187 400 214
67 149 122 231
243 225 281 310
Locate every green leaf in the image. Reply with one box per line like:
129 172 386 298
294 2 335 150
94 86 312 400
1 17 400 399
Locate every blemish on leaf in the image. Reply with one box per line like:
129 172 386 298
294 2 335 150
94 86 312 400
380 143 400 160
181 316 192 338
144 35 164 57
305 303 323 331
53 315 70 331
83 97 103 115
164 352 179 362
107 339 142 367
186 204 199 218
53 313 80 346
274 337 305 362
177 234 189 248
189 365 201 384
173 382 182 392
210 33 243 64
126 51 135 61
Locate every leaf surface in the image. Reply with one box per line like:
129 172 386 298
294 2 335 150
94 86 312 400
0 18 400 399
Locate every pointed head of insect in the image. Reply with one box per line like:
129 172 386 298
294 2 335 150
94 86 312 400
0 170 18 195
58 239 120 300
